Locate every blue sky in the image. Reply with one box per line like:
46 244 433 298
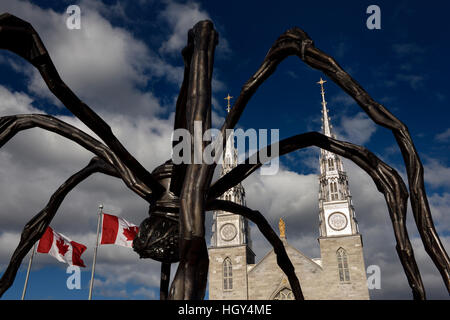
0 0 449 300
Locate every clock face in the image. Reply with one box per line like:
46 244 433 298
328 212 348 231
220 223 237 241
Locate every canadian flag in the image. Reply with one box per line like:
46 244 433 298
37 226 87 267
100 213 139 248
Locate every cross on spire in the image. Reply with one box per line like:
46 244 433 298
317 77 327 94
224 93 233 113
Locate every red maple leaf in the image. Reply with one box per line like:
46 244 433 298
123 226 139 241
56 238 69 256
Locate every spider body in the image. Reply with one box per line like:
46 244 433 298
133 160 180 263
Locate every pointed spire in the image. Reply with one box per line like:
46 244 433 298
317 78 332 137
316 78 359 237
223 94 237 173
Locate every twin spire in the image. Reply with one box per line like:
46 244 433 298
223 78 332 240
317 77 333 137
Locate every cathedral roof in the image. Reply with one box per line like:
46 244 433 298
247 239 323 276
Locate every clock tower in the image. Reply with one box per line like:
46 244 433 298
316 78 369 296
208 94 255 300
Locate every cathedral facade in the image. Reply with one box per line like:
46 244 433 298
207 79 370 300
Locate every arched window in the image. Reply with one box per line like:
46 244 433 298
328 158 335 171
223 257 233 290
330 182 339 201
273 287 294 300
337 248 350 282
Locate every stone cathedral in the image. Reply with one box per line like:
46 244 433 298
208 79 370 300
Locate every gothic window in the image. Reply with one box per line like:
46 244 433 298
273 287 294 300
337 248 350 282
328 158 335 171
330 182 339 201
223 257 233 290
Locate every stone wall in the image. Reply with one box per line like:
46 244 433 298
209 236 369 300
317 234 369 299
208 245 249 299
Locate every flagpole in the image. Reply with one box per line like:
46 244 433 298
88 203 103 300
21 242 36 300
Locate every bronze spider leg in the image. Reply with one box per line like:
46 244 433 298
160 262 171 300
168 21 218 300
0 114 152 200
169 34 192 197
208 132 427 299
206 199 304 300
0 13 165 197
0 157 118 297
213 26 449 293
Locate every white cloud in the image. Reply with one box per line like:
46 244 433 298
435 128 450 142
396 74 424 90
0 0 183 117
244 169 318 223
330 92 356 107
392 43 425 57
424 159 450 189
428 192 450 234
334 112 377 145
0 232 21 269
158 0 231 58
159 1 210 55
132 286 157 299
156 0 229 129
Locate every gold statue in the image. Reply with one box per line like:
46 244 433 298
279 218 286 238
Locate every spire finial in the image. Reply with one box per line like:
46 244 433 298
279 218 286 239
317 77 327 91
224 93 233 113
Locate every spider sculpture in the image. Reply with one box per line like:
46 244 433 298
0 14 448 300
